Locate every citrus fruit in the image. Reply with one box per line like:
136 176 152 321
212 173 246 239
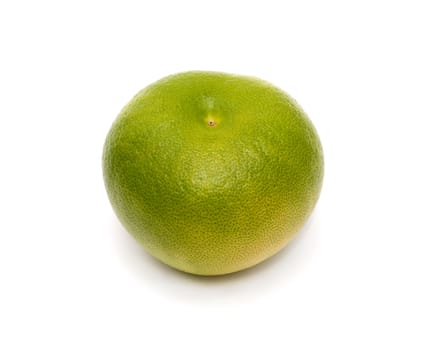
103 71 324 276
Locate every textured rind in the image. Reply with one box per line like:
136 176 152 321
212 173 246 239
103 71 324 275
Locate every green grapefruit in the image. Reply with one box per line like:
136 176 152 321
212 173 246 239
103 71 324 276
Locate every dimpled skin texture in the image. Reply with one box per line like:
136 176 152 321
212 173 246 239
103 71 324 276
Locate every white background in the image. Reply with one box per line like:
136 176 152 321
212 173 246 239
1 1 423 349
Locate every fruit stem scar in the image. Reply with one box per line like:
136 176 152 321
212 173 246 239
205 114 218 127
